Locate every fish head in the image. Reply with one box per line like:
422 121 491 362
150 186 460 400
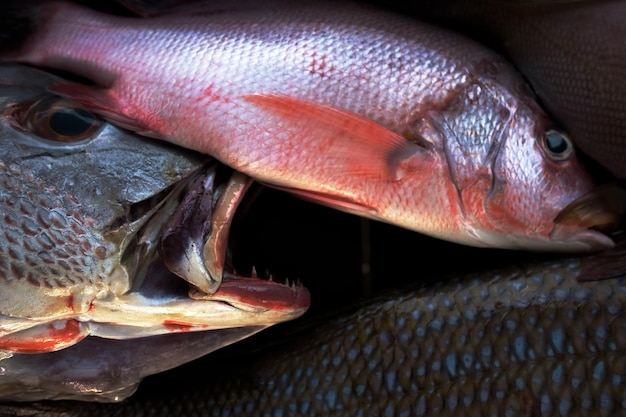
0 66 205 306
0 64 309 359
0 65 202 324
437 67 614 251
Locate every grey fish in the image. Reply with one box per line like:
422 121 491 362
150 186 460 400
1 251 624 416
0 64 309 402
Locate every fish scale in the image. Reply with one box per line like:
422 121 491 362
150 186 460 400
0 0 615 251
0 64 310 401
0 162 120 327
399 0 626 180
4 255 624 416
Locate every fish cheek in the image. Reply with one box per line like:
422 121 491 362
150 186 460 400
0 163 124 323
484 176 529 235
485 123 567 237
431 80 515 233
480 126 540 235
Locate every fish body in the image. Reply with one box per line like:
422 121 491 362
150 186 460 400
2 253 625 415
0 0 614 251
0 64 309 401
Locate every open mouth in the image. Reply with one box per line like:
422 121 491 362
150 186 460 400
84 162 310 339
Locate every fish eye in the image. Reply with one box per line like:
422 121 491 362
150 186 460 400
22 95 102 142
542 128 574 162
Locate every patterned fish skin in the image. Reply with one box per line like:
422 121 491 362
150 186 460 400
0 63 208 330
4 254 624 416
399 0 626 180
1 0 614 251
0 64 311 402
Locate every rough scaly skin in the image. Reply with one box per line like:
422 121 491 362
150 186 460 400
2 254 625 416
0 64 309 402
4 1 612 250
402 0 626 180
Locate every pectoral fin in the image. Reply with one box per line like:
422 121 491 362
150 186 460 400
242 94 431 210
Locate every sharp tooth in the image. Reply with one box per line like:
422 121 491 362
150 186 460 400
251 266 258 278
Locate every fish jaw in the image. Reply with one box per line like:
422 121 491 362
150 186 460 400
0 270 310 352
465 226 614 253
0 327 270 402
82 271 310 340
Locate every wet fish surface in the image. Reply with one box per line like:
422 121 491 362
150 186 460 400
1 0 624 410
1 252 625 416
396 0 626 180
0 64 309 402
0 0 615 251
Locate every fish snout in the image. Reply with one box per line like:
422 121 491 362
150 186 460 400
548 225 615 252
551 183 626 251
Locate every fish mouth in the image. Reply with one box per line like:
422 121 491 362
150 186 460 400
478 184 623 252
0 162 309 355
548 226 615 252
551 183 625 252
87 163 310 340
0 163 310 403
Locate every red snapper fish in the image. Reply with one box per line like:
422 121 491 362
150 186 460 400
0 0 615 251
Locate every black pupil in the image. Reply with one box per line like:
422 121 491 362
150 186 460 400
545 131 568 154
49 108 94 137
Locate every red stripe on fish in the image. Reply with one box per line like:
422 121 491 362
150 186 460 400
0 320 87 353
242 94 432 211
162 321 208 333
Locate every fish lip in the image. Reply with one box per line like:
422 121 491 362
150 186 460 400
85 259 311 339
549 224 615 252
188 272 311 314
554 183 626 233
